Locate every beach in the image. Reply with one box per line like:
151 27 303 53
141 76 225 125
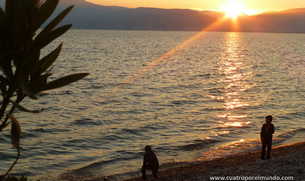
124 141 305 181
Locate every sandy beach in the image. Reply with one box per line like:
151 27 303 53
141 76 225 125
124 141 305 181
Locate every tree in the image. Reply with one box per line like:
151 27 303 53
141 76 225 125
0 0 88 179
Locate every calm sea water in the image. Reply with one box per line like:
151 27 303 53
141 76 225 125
1 30 305 180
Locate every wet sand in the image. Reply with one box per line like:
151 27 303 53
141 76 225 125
124 141 305 181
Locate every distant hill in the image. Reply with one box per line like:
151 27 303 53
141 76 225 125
1 0 304 33
244 8 305 33
56 0 305 33
56 0 217 31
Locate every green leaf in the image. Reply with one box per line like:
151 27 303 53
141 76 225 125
19 0 38 16
32 24 72 50
28 73 51 94
33 43 62 76
19 80 38 100
37 6 74 39
43 73 89 91
9 114 22 148
22 49 41 77
32 0 59 32
5 0 19 25
6 2 24 45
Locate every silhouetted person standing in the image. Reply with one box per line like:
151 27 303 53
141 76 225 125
261 115 274 160
142 145 159 180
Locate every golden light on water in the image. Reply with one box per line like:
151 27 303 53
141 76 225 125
102 16 230 98
225 122 243 128
217 114 248 120
220 33 250 110
214 32 252 126
224 121 250 128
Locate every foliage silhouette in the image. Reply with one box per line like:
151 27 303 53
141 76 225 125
0 0 88 179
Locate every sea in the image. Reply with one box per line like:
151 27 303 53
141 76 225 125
1 30 305 180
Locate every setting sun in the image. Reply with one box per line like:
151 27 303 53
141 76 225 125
221 0 254 19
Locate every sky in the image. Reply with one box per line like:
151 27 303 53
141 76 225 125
85 0 305 14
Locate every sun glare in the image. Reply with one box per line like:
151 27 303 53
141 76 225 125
221 0 247 19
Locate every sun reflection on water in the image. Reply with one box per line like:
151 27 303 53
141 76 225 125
210 33 254 127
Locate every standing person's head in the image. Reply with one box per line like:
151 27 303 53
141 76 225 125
266 115 273 124
145 145 152 152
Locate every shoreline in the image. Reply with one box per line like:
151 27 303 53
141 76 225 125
123 141 305 181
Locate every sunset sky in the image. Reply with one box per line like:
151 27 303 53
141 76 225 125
86 0 305 14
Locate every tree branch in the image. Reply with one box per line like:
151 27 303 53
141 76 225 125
1 147 21 180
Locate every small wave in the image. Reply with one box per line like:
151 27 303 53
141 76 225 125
22 128 70 138
121 128 143 136
171 100 198 105
175 139 222 151
73 160 112 173
0 134 10 143
72 118 104 126
275 128 305 145
60 150 143 180
130 92 154 98
198 73 211 77
59 160 111 180
54 90 74 95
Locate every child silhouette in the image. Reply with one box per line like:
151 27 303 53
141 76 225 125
260 115 275 160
